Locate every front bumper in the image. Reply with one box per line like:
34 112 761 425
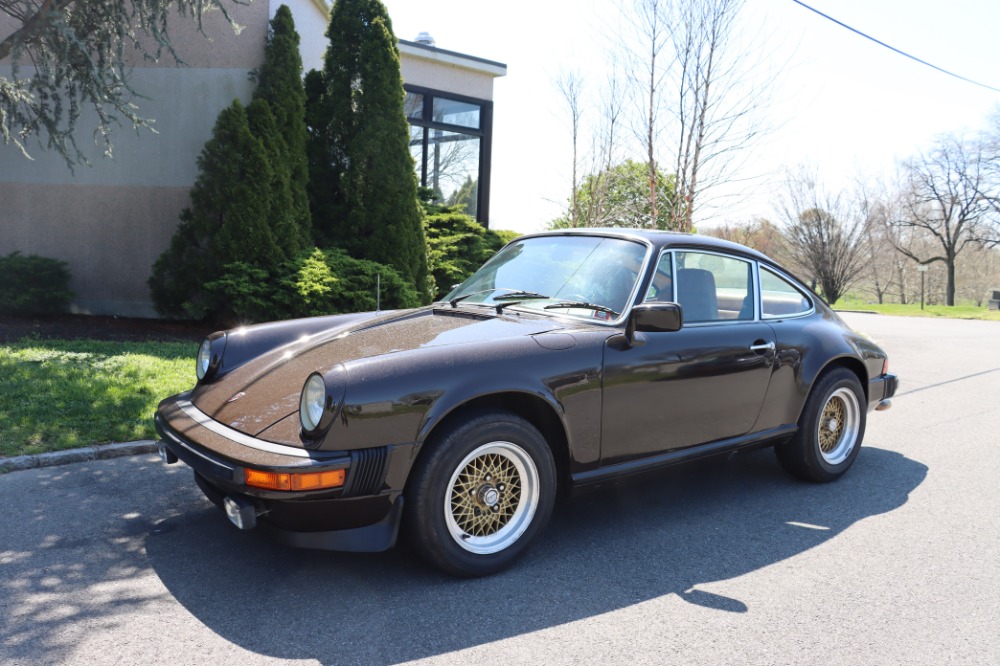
155 393 406 552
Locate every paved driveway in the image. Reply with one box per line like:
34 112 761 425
1 313 997 665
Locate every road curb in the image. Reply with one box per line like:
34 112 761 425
0 441 159 474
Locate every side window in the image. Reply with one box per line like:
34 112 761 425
675 251 754 323
644 251 674 302
760 266 812 317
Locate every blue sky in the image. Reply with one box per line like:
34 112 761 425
382 0 1000 233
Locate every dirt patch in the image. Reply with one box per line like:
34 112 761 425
0 313 209 344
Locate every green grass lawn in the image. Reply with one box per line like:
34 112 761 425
0 339 196 458
834 298 1000 321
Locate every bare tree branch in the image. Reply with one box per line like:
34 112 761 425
1 0 250 168
892 133 999 305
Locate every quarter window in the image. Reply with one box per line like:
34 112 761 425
760 266 812 317
644 251 675 302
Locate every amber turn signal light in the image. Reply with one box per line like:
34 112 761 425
245 468 346 492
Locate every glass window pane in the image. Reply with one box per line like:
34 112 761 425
409 125 425 184
760 266 812 317
675 252 753 322
644 251 674 302
405 92 424 120
432 97 481 129
447 236 648 320
428 130 479 217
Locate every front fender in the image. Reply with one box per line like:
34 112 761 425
321 333 606 471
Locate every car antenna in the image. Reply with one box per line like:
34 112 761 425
376 273 381 314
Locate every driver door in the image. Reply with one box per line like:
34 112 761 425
600 249 776 466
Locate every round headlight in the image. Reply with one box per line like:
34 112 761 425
300 373 327 433
196 338 212 380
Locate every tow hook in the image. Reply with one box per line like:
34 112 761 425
224 495 260 530
157 441 178 464
876 399 892 411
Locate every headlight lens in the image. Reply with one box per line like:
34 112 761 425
196 338 212 380
300 373 327 433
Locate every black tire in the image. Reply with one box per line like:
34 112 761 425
404 410 557 577
776 367 866 483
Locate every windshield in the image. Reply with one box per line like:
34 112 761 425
444 235 649 320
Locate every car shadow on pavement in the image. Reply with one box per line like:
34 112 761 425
141 445 926 664
0 446 926 665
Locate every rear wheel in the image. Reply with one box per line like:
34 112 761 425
776 368 866 482
405 410 556 577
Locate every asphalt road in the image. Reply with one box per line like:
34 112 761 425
1 313 997 665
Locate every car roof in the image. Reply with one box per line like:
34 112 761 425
517 228 773 263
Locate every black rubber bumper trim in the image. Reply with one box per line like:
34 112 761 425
258 495 404 553
869 373 899 402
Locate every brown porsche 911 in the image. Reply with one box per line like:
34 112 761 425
155 229 898 577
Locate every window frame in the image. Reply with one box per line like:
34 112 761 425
645 248 761 326
405 84 494 224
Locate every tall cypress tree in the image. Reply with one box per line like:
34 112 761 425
149 6 313 319
253 5 311 251
149 101 279 318
246 99 300 253
309 0 429 297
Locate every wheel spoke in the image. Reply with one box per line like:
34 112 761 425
449 449 523 536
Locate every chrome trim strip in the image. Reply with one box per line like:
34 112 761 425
167 432 235 472
177 399 315 459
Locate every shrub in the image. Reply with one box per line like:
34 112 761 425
424 203 518 299
0 252 74 314
204 247 422 323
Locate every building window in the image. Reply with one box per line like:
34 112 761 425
405 86 493 224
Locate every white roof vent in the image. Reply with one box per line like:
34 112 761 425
415 31 436 46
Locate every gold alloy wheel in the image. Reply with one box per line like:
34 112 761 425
816 387 860 465
444 442 540 555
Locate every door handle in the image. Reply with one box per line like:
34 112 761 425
749 340 775 353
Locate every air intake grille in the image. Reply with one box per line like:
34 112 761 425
343 446 389 497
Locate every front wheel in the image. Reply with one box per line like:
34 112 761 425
776 368 866 482
405 411 556 577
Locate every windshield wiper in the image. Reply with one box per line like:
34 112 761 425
449 293 475 308
449 290 496 308
544 301 620 317
492 291 549 300
450 289 548 308
494 300 522 314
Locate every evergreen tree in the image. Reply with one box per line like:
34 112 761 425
149 7 314 320
309 0 429 298
246 100 300 253
253 5 311 250
149 101 280 318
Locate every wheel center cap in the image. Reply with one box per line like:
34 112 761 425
479 485 500 507
827 418 839 432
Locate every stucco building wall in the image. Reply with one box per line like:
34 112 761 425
0 3 503 317
0 3 267 317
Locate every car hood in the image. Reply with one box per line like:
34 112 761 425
191 307 565 439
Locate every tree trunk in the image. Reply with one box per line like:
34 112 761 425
946 254 956 306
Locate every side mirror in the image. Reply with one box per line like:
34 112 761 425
625 302 682 346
